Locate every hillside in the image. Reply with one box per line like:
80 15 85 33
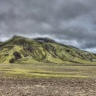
0 35 96 64
0 42 2 44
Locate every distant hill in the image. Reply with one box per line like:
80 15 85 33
0 35 96 64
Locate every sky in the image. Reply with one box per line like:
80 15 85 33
0 0 96 53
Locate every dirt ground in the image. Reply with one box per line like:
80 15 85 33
0 78 96 96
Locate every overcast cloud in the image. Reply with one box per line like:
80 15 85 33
0 0 96 52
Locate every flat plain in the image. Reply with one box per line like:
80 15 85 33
0 63 96 96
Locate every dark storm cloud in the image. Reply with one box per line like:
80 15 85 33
0 0 96 52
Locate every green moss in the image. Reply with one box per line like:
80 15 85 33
0 64 95 79
0 35 96 64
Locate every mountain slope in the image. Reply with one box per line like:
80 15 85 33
0 42 2 44
0 35 96 64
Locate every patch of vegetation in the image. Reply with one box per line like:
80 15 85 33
0 64 96 79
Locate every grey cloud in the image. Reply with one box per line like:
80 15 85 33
0 0 96 52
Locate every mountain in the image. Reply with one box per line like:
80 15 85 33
0 35 96 64
0 42 2 44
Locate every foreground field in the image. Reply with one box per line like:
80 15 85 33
0 63 96 96
0 63 96 79
0 78 96 96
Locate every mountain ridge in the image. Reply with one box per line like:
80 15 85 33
0 35 96 64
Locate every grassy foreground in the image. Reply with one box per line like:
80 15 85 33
0 63 96 79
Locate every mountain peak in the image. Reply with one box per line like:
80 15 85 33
34 37 56 43
12 35 23 39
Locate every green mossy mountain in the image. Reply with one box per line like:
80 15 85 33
0 35 96 64
0 42 2 44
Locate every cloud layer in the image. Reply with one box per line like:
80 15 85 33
0 0 96 52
